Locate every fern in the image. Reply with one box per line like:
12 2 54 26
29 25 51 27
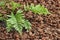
24 4 30 11
10 1 21 11
6 10 31 34
24 4 50 15
0 1 6 9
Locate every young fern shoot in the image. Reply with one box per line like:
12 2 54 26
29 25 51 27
6 10 31 34
0 1 6 9
24 4 50 15
10 1 21 11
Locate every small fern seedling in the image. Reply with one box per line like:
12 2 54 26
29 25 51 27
0 1 6 9
24 4 50 15
6 10 31 34
10 1 21 11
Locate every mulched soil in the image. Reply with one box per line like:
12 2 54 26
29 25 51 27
0 0 60 40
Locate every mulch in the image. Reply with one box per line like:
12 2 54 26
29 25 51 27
0 0 60 40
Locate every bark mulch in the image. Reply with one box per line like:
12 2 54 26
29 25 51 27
0 0 60 40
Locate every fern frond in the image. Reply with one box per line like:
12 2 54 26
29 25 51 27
6 10 31 34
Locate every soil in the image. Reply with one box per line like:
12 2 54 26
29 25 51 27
0 0 60 40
